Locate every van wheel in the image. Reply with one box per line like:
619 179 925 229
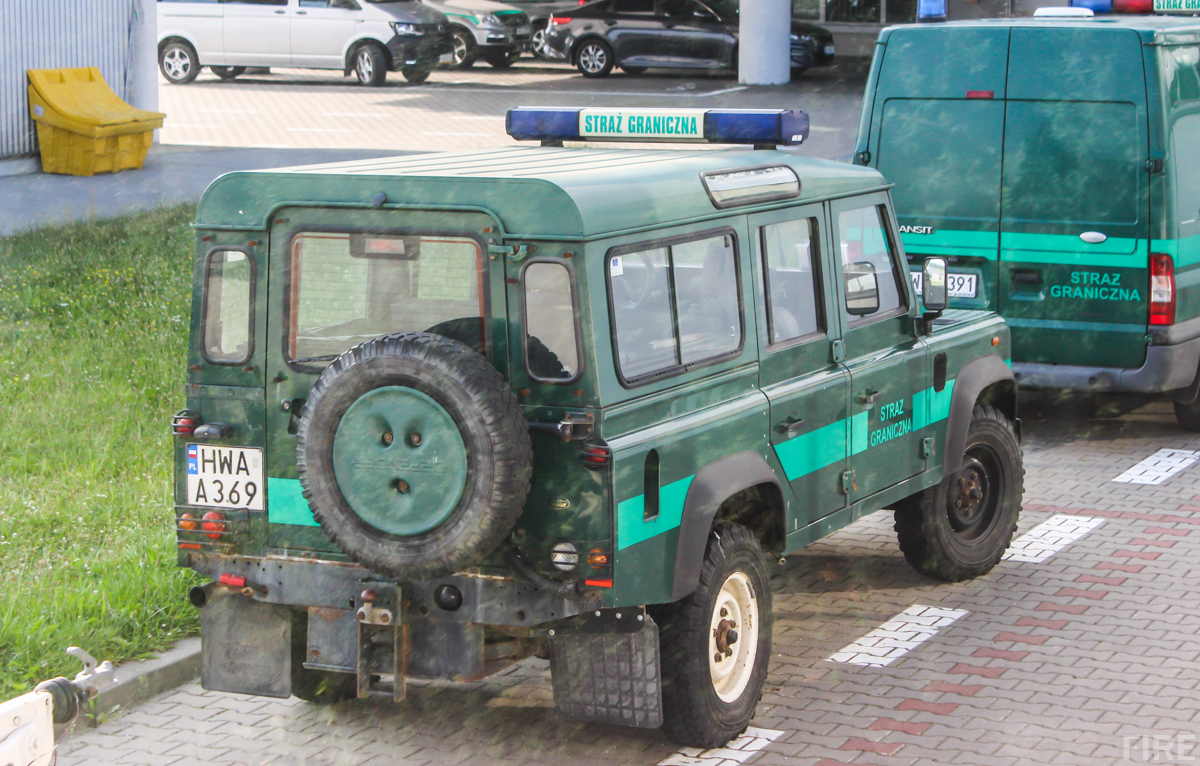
297 332 532 581
402 66 431 84
654 524 772 749
354 44 388 86
290 611 357 703
576 39 614 77
210 66 246 81
450 28 477 69
894 405 1023 582
1175 399 1200 431
159 40 200 84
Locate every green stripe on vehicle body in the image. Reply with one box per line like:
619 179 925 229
268 477 319 527
904 228 1158 269
616 475 694 551
1153 234 1200 268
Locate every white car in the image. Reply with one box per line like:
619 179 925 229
157 0 452 86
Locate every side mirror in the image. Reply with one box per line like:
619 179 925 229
921 257 948 313
844 261 880 316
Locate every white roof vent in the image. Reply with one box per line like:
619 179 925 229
1033 6 1095 15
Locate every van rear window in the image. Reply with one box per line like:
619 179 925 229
288 232 486 365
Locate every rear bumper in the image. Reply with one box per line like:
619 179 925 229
1013 334 1200 394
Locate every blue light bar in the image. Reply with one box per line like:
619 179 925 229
506 107 810 147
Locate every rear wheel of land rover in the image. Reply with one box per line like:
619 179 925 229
297 332 532 581
655 523 772 748
894 404 1023 581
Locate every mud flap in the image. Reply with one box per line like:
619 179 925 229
201 594 292 698
549 612 663 729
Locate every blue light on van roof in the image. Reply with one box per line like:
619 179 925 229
506 107 810 146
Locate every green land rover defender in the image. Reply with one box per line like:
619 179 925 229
854 17 1200 429
174 108 1023 747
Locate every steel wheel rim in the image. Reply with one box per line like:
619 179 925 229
357 50 375 81
708 570 758 703
164 48 190 80
580 44 606 73
947 449 1000 541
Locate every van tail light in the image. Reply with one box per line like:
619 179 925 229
1150 253 1176 326
172 409 201 436
579 443 611 469
552 15 573 24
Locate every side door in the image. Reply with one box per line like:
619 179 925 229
291 0 360 68
830 195 928 502
158 0 227 64
262 208 504 552
223 0 293 66
606 0 663 64
998 27 1151 370
656 0 729 66
750 205 850 530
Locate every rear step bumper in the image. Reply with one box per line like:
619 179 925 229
1012 335 1200 394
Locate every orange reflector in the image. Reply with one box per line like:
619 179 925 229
179 543 202 550
584 578 613 588
992 337 1000 346
179 513 198 531
588 549 610 567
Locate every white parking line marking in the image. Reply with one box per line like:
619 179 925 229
1112 449 1200 485
827 605 967 667
284 127 360 133
1003 514 1105 563
200 108 263 114
660 727 785 766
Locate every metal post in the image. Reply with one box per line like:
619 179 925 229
739 0 791 86
128 0 158 116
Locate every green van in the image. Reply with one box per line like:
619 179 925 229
854 16 1200 428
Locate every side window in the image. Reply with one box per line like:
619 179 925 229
609 231 741 384
202 249 254 364
614 0 655 12
523 262 581 382
761 218 823 345
837 205 904 323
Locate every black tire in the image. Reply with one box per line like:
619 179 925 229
894 404 1023 582
450 28 477 69
485 49 520 68
290 610 357 703
575 39 614 78
526 335 568 379
354 43 388 86
654 524 772 749
621 66 647 74
297 332 532 581
402 66 431 84
1176 399 1200 431
159 40 200 84
210 65 246 81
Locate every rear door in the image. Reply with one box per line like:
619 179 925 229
830 195 928 502
224 0 293 66
607 0 662 64
998 27 1151 369
291 0 359 67
655 0 729 66
750 205 850 530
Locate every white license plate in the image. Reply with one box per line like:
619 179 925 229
912 271 978 299
438 52 453 64
518 25 532 34
824 44 835 55
187 444 264 510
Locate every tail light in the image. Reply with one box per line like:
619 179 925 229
579 443 611 469
172 409 200 436
201 511 228 540
552 16 572 24
588 548 610 568
1150 253 1176 326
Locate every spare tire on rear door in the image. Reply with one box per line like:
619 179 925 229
297 332 532 581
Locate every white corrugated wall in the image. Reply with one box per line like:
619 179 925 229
0 0 138 158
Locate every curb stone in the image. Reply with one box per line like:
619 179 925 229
88 638 201 723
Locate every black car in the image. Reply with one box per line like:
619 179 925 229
544 0 834 77
501 0 584 57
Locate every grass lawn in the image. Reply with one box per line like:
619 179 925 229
0 206 201 697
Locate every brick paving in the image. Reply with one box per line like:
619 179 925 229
57 398 1200 765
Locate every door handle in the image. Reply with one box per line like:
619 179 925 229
1080 231 1107 244
858 390 881 406
775 417 805 435
275 8 286 12
297 9 307 13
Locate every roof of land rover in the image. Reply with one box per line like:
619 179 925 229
879 16 1200 44
195 146 887 238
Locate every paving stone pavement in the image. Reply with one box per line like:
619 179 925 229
58 393 1200 766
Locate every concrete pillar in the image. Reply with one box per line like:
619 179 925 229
129 0 158 113
738 0 791 86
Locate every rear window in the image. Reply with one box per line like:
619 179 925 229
523 261 581 382
288 232 486 365
608 230 742 384
201 249 254 365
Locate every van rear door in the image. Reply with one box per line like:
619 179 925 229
998 27 1150 370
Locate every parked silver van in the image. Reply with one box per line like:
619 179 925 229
157 0 452 86
421 0 533 67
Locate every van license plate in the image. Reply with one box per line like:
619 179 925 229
187 445 264 510
438 53 453 64
518 25 532 35
911 272 978 299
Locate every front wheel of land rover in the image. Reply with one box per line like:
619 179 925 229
654 523 772 748
894 404 1023 582
297 332 533 581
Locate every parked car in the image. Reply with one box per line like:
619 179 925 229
544 0 834 77
422 0 534 67
156 0 452 86
498 0 583 57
